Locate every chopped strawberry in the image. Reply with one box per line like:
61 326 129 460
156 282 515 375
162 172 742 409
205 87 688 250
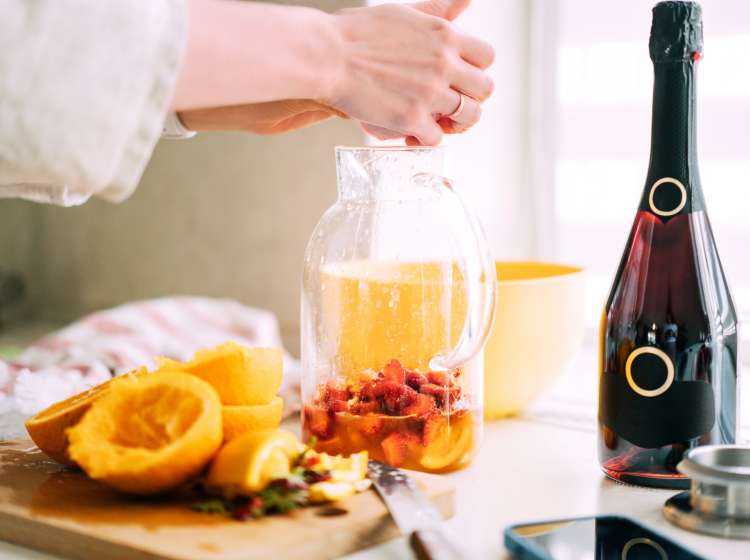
331 399 349 413
427 371 451 386
324 379 350 403
422 414 449 447
403 393 436 417
382 359 406 384
361 379 388 401
381 432 419 468
357 414 384 436
419 383 447 397
300 454 320 468
356 370 378 388
350 401 378 415
405 371 428 390
304 406 332 440
419 383 450 408
383 382 417 414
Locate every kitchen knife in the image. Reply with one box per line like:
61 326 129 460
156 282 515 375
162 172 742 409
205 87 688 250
367 460 464 560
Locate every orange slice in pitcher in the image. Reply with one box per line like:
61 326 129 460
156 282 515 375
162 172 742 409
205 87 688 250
25 368 148 465
419 413 473 472
67 371 222 495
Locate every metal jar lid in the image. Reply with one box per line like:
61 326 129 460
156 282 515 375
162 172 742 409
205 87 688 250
663 445 750 539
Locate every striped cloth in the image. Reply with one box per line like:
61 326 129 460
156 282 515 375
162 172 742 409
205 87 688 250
0 297 300 438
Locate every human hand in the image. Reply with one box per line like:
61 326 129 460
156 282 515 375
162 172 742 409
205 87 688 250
324 0 494 145
178 100 347 134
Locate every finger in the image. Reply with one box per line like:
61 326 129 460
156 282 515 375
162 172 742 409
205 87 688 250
413 118 443 146
413 0 470 21
432 87 462 118
405 136 422 146
361 122 404 141
437 117 458 133
447 95 481 128
450 59 494 102
438 116 470 134
456 31 495 69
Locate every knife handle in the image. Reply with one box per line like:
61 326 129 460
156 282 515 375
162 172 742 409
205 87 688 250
410 528 464 560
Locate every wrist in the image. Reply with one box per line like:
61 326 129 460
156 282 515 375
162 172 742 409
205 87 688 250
313 10 346 106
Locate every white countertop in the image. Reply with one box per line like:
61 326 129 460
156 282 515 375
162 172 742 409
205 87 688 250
1 347 748 560
343 418 749 560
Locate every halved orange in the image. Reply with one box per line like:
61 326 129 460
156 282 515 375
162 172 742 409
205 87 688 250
205 430 300 497
221 396 284 442
158 343 282 405
67 371 222 495
25 368 148 465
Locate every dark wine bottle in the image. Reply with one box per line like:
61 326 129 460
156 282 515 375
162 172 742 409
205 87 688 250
598 1 739 489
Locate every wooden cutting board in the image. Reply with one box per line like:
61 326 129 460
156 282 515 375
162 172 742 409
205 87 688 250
0 440 454 560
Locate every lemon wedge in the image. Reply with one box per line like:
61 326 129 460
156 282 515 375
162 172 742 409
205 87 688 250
206 429 299 497
308 481 356 503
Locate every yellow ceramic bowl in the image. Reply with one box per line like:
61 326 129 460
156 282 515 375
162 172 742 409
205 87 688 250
484 262 585 419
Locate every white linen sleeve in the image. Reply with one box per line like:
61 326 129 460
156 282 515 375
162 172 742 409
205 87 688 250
0 0 188 205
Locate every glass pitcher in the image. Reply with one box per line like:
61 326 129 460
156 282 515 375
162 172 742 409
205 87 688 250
301 146 496 473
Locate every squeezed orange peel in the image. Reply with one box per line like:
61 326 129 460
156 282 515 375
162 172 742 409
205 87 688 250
67 371 223 495
156 343 282 405
221 397 284 442
25 368 149 465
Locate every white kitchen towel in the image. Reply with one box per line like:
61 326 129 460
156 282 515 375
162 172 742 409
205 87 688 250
0 297 301 439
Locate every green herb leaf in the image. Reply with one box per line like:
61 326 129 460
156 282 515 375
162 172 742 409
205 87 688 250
260 484 308 514
191 498 231 515
286 466 307 487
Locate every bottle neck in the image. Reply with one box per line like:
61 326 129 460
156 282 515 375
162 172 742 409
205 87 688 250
640 59 704 218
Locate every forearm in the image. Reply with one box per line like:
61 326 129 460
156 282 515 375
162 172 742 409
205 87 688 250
172 0 339 110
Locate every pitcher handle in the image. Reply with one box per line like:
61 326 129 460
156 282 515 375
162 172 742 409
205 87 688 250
412 173 497 371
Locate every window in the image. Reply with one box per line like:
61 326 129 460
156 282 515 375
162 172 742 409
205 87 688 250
545 0 750 336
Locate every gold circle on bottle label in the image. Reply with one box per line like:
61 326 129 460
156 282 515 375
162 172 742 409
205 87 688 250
625 347 675 398
648 177 687 216
622 538 668 560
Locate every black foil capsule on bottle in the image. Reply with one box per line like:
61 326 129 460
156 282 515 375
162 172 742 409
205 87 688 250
598 1 739 489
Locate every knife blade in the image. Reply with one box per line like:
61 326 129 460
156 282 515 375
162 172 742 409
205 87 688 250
368 460 464 560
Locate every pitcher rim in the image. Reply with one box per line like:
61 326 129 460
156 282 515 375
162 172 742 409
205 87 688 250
334 145 444 153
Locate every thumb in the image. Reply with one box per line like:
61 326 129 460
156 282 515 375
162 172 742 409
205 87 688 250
413 0 470 21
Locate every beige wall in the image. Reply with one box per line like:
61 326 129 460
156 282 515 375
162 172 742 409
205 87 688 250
26 121 361 352
0 200 36 278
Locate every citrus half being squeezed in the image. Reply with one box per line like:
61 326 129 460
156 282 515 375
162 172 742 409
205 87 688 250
67 371 222 495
